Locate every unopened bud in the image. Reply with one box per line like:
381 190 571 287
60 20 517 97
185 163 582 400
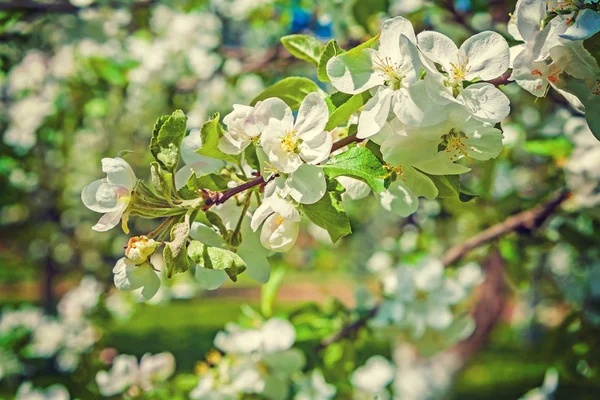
125 236 159 264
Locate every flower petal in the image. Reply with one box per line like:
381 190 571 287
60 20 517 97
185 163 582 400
294 92 329 141
414 258 444 291
378 181 419 217
462 31 510 81
299 130 333 165
560 9 600 40
465 127 504 161
82 179 115 213
101 157 137 191
380 16 417 61
457 83 510 124
254 97 294 128
327 48 385 94
414 152 471 175
287 164 327 204
357 87 393 139
92 203 127 232
416 31 458 73
381 130 440 166
260 214 299 252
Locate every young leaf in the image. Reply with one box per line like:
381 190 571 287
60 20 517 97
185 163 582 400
523 138 573 159
150 110 187 172
250 77 324 110
164 221 191 278
178 171 229 200
427 175 478 203
150 162 174 201
323 147 387 192
317 39 344 82
325 92 372 131
281 34 324 67
188 241 247 282
301 191 351 243
196 113 240 163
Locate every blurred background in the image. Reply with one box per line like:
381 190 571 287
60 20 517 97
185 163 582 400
1 0 600 398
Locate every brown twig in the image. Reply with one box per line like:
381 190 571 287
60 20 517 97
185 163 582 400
331 133 361 152
317 190 570 349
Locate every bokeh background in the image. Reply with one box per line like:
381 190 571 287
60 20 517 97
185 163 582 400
1 0 600 398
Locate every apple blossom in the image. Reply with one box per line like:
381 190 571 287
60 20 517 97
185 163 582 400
81 157 137 233
351 355 395 399
294 370 337 400
112 257 161 302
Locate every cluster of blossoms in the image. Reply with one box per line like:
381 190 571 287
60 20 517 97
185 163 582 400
95 351 176 397
369 257 483 349
0 277 103 378
508 0 600 134
189 318 336 399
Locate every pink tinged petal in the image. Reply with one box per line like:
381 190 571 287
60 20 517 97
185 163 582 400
457 83 510 124
381 131 439 166
414 258 444 291
195 267 228 290
357 87 393 139
326 48 385 94
378 181 419 217
254 97 294 128
426 305 453 330
416 31 459 73
299 130 333 165
403 166 438 199
238 245 270 284
414 152 471 175
461 31 510 81
92 202 127 232
464 127 504 161
101 157 137 191
260 214 299 252
380 16 417 59
294 92 329 141
287 164 326 204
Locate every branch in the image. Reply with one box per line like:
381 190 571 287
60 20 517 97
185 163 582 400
331 133 361 152
317 190 570 349
441 190 570 266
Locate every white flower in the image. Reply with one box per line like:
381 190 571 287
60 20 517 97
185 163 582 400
175 130 225 189
81 157 137 233
260 93 332 174
112 257 161 302
57 275 102 322
95 352 175 397
250 189 301 253
16 382 69 400
351 356 395 398
0 307 42 334
214 318 296 355
328 17 436 137
376 165 439 217
374 258 467 337
337 176 371 200
295 370 336 400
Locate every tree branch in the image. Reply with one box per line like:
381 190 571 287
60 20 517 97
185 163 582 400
317 190 570 349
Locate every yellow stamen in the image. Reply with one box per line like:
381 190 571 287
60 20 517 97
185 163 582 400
374 55 405 90
280 130 300 153
442 128 472 162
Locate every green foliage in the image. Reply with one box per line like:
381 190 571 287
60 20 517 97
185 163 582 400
323 146 387 192
428 174 478 205
523 137 573 159
150 110 188 172
188 241 247 282
301 191 352 243
178 172 229 200
164 221 191 279
583 23 600 65
281 34 324 66
325 92 372 131
196 113 241 163
317 39 344 82
250 77 323 109
352 0 389 33
150 162 175 201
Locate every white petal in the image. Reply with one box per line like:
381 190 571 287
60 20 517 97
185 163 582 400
113 259 160 302
510 51 548 97
250 201 274 231
218 132 248 155
287 164 326 204
327 48 385 94
380 16 417 60
516 0 546 42
269 197 301 221
392 83 448 127
426 305 453 330
92 203 127 232
416 31 458 73
457 83 510 124
465 127 504 161
261 318 295 352
82 179 115 213
294 92 329 141
195 267 228 290
560 9 600 41
381 130 439 166
357 88 393 139
414 258 444 291
378 181 419 217
254 97 294 128
337 176 371 200
414 152 471 175
101 157 137 191
260 214 299 252
461 31 510 81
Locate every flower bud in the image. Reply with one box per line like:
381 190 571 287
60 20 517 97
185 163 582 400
125 236 159 264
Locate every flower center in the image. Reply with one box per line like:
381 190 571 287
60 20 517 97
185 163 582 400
441 128 471 161
592 80 600 96
415 290 429 301
449 57 471 83
280 130 301 154
374 55 405 90
276 215 285 226
385 164 405 181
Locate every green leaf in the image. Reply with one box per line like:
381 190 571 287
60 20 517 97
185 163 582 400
250 77 323 110
301 191 351 243
196 113 240 163
584 33 600 66
244 143 260 170
188 241 247 282
325 92 372 131
427 175 478 204
178 171 229 200
523 138 573 159
163 221 191 278
317 39 344 82
323 147 387 192
150 162 174 201
352 0 389 33
281 34 324 67
150 110 188 172
261 266 286 318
